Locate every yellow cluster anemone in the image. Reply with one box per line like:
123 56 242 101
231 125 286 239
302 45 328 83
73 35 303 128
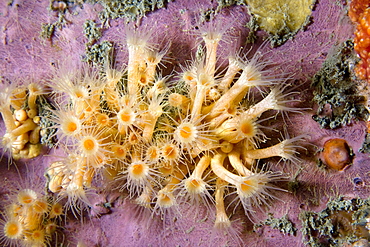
3 23 305 232
0 188 63 247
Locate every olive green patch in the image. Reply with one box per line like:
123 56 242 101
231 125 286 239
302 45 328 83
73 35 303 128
246 0 316 46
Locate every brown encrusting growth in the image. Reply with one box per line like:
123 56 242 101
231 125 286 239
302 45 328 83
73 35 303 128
321 138 353 171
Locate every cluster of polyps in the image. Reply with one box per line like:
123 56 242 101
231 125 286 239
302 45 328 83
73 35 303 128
0 188 63 247
0 80 47 160
40 24 304 230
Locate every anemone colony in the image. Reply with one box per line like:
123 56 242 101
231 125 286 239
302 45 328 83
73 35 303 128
0 22 304 246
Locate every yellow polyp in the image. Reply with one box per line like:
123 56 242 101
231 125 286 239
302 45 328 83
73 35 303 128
93 154 108 169
48 173 64 193
74 100 88 116
240 179 256 194
45 222 57 235
14 109 28 122
204 41 219 76
8 203 22 218
162 144 178 160
128 132 139 144
10 88 27 110
183 71 195 83
139 73 147 85
24 210 41 230
131 164 144 177
158 192 173 207
168 93 190 111
27 108 38 119
67 122 77 132
4 221 23 239
119 111 132 123
243 142 284 160
240 123 253 135
30 229 45 244
180 126 192 139
214 178 231 228
27 94 38 111
136 188 152 208
147 56 156 63
159 162 174 176
83 139 95 151
197 73 213 86
33 199 48 214
104 87 119 110
186 75 193 81
218 58 241 91
50 203 63 218
220 141 234 153
74 165 86 188
240 121 253 135
74 89 85 99
190 179 199 187
96 113 110 126
112 144 126 159
18 189 37 206
85 105 93 114
185 179 201 194
146 146 160 161
1 108 17 131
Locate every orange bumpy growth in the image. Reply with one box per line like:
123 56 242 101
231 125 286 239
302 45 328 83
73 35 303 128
349 0 370 82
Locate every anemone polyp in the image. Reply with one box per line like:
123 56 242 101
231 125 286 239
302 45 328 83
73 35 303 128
33 199 49 214
146 145 161 162
50 203 64 218
118 108 135 124
161 143 179 161
184 177 207 195
175 122 197 143
17 189 38 206
128 162 149 180
61 116 81 135
239 178 259 195
156 190 175 208
81 136 98 154
111 144 127 159
3 220 23 240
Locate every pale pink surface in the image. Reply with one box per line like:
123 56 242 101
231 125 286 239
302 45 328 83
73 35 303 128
0 0 368 246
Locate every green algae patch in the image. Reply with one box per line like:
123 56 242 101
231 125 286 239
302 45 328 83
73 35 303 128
246 0 316 46
300 197 370 247
98 0 172 24
83 40 113 67
254 213 297 235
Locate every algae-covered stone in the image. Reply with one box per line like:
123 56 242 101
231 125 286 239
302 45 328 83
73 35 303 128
254 213 297 235
98 0 172 24
312 40 368 129
300 197 370 247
